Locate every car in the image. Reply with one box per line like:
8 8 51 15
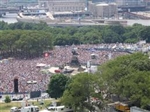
12 97 23 101
10 107 18 112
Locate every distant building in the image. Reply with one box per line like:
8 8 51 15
144 0 150 7
38 0 87 12
92 0 114 3
92 0 104 3
89 1 117 18
9 0 37 2
0 0 38 6
0 0 8 5
115 0 145 7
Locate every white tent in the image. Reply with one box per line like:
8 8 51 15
27 81 37 84
36 63 47 68
48 67 60 74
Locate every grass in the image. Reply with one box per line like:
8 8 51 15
0 98 58 112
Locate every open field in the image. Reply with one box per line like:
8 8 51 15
0 99 55 112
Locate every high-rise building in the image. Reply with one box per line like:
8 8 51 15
38 0 86 12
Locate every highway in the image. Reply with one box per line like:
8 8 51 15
47 21 105 27
46 19 150 27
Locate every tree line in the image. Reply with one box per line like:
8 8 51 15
0 30 52 58
1 21 150 44
0 21 150 58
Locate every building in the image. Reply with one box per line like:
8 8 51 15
38 0 87 12
92 0 114 3
0 0 38 7
89 1 117 18
115 0 145 7
0 0 8 5
143 0 150 7
8 0 37 2
115 0 146 12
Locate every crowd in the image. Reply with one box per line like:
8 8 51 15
0 44 134 94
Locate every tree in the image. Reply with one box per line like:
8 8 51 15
54 34 70 45
83 31 102 44
0 21 9 30
0 30 53 58
101 29 121 43
140 26 150 42
123 24 144 43
109 25 125 35
99 52 150 108
48 74 69 99
118 71 150 108
61 73 103 112
4 95 11 104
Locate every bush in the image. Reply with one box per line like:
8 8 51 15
4 95 11 103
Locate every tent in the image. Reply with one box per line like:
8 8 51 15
36 63 47 68
48 67 60 74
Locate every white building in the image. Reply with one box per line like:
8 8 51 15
38 0 86 12
89 2 117 18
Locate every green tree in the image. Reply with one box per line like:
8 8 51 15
123 31 139 43
0 30 52 58
0 21 9 30
123 24 144 43
48 74 69 99
99 52 150 108
83 31 102 44
54 34 71 45
109 25 125 35
4 96 11 104
101 29 121 43
61 73 102 112
140 26 150 42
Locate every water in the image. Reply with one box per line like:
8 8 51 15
0 13 18 24
1 13 150 26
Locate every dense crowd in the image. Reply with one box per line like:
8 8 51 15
0 44 131 94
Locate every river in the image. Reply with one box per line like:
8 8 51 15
0 13 150 26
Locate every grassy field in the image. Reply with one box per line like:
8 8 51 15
0 99 56 112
